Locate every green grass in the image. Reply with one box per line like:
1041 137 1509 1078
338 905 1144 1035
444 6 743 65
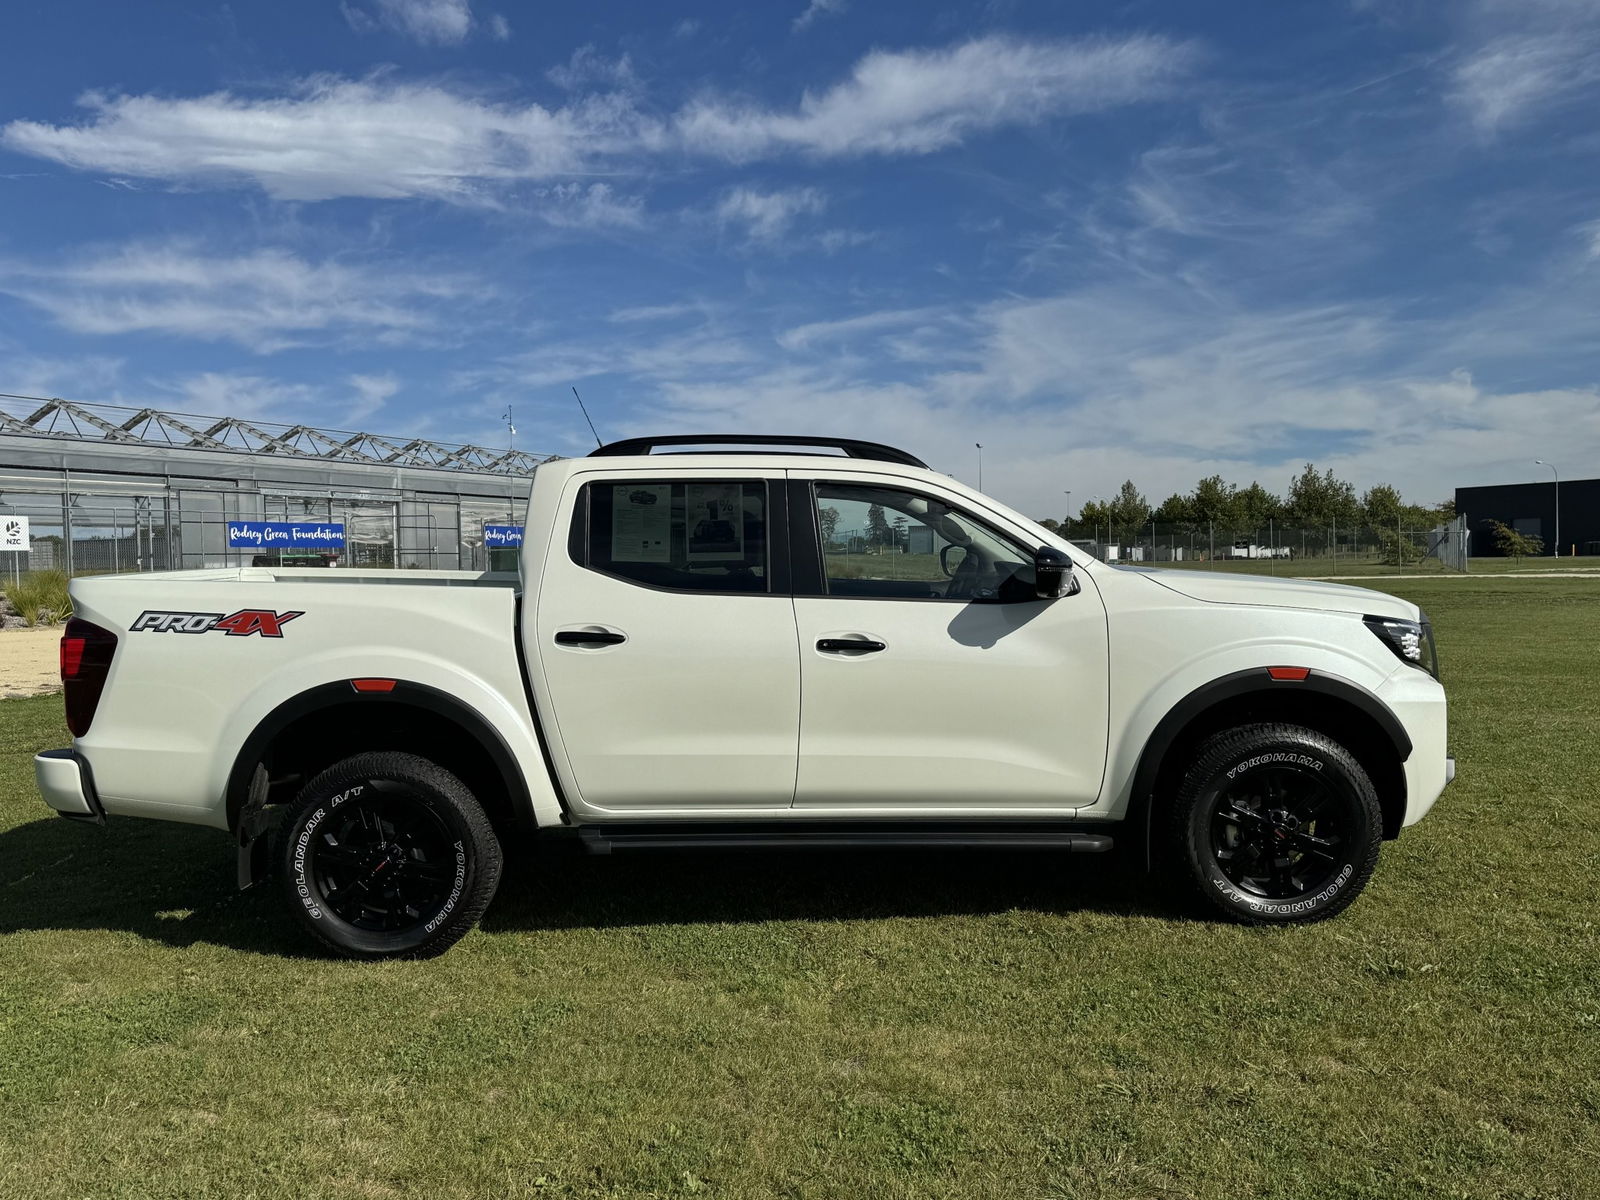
1144 554 1600 578
2 578 1598 1198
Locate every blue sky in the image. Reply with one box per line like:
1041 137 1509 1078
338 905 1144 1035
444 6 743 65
2 0 1598 517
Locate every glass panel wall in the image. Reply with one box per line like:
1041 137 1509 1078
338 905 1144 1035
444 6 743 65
460 498 521 572
342 499 396 569
399 498 459 569
0 449 530 577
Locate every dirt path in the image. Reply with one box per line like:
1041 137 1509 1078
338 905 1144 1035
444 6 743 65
0 627 62 698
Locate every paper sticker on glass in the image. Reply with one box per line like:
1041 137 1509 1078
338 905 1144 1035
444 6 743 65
685 483 746 561
610 485 671 562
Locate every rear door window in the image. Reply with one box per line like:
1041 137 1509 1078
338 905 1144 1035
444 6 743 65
575 481 770 593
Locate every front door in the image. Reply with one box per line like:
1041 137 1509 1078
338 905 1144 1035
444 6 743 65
529 471 800 814
791 476 1110 812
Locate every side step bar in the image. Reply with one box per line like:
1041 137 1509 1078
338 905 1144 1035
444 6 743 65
577 822 1113 855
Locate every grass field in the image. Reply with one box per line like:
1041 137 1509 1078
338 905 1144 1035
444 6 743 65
2 578 1597 1199
1151 554 1600 579
828 548 1600 583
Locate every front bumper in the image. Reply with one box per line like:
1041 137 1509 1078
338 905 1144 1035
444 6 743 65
35 749 105 824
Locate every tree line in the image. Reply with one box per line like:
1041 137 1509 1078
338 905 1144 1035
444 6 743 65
1039 464 1455 546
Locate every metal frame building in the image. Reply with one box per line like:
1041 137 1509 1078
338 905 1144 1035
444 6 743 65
0 395 555 577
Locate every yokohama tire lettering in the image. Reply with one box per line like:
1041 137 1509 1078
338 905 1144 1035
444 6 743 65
424 842 468 934
1226 752 1324 780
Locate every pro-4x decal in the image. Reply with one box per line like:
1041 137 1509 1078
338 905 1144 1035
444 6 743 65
130 609 304 637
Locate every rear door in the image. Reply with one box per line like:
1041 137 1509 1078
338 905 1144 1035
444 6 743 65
789 473 1110 812
529 468 800 814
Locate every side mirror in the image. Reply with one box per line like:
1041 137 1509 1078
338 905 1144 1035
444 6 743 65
1034 545 1075 599
939 544 968 578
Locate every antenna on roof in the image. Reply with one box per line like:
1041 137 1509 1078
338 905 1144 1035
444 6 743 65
572 386 602 449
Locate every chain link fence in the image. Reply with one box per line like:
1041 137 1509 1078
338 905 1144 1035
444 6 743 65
1064 516 1471 576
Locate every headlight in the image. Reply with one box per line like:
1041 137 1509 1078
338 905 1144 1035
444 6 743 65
1364 613 1439 679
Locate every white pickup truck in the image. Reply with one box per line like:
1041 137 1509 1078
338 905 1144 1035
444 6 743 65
35 435 1452 959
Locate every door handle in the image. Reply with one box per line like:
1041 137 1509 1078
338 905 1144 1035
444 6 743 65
555 629 627 647
817 638 886 653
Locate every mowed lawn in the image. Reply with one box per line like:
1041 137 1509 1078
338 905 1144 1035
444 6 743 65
1 579 1597 1199
1154 553 1600 579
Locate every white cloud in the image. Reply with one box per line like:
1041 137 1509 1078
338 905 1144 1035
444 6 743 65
793 0 847 33
0 78 647 204
488 12 510 41
0 243 475 352
715 186 827 244
344 0 474 45
454 262 1600 516
674 34 1195 160
546 46 637 91
607 302 704 324
778 308 943 351
0 352 125 402
533 182 647 229
1 34 1193 203
169 372 407 430
1450 32 1600 133
346 373 400 423
1581 220 1600 258
173 372 320 419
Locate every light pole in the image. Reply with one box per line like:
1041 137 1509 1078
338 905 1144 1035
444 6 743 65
1535 460 1559 557
975 443 983 491
1062 490 1072 534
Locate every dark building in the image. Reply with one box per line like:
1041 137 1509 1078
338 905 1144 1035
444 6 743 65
1455 476 1600 558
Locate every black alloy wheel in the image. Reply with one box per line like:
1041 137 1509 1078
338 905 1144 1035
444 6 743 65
278 751 503 959
1169 723 1383 925
1210 764 1351 901
307 785 461 932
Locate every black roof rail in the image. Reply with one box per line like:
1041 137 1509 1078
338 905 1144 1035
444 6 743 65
588 434 928 468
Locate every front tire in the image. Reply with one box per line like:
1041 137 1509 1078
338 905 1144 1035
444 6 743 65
278 752 503 959
1169 723 1382 925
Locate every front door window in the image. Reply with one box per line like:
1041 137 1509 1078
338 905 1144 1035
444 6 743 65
813 483 1035 601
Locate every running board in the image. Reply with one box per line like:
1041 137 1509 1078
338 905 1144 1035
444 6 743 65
576 822 1114 855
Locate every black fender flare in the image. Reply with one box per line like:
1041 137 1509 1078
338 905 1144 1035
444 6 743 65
1129 668 1412 869
227 680 536 862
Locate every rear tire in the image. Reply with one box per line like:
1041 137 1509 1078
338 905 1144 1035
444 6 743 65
1168 723 1381 925
278 751 503 959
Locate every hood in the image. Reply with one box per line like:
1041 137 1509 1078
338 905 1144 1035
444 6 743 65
1124 567 1419 620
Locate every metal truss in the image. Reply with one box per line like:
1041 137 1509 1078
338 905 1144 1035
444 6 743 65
0 394 554 475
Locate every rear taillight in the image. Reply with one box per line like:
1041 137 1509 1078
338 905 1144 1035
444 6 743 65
61 618 117 737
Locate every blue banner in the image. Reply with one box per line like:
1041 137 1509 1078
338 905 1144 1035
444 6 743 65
228 521 346 550
484 524 524 548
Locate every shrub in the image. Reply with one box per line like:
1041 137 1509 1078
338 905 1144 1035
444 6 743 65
1491 521 1544 562
2 569 73 627
1377 528 1422 567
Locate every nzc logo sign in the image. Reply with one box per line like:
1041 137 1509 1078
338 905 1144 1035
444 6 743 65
131 609 304 638
1 516 28 551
